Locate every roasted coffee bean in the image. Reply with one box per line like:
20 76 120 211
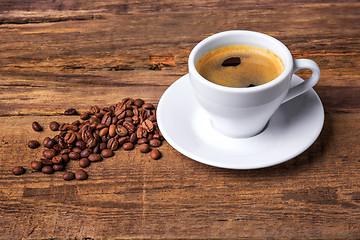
42 165 54 174
142 103 155 110
28 140 40 149
118 136 129 146
95 123 106 130
88 153 102 162
148 115 156 122
80 148 92 158
132 115 139 125
64 108 78 115
101 149 114 158
69 152 80 160
80 123 91 132
80 111 90 120
139 144 151 153
60 129 68 136
92 144 100 154
132 106 139 115
149 139 162 148
75 169 88 180
147 134 153 141
123 121 135 132
94 129 100 136
122 97 133 107
111 117 118 125
40 158 53 166
57 139 67 149
124 117 133 123
53 144 62 152
138 107 145 116
130 133 137 144
122 142 134 151
153 134 162 140
115 125 128 136
43 149 57 159
72 120 81 126
95 112 104 119
99 142 107 151
138 115 144 125
137 138 149 144
75 141 86 150
31 161 42 170
43 137 55 149
117 111 126 119
142 119 154 132
52 155 63 164
63 171 75 181
136 127 147 139
53 135 61 142
153 123 161 134
222 57 241 67
79 158 90 168
114 107 126 118
67 124 79 132
146 109 152 118
75 131 82 140
109 124 116 137
86 138 98 149
59 123 68 131
89 105 100 114
49 121 60 131
64 132 77 144
101 112 112 126
117 119 125 125
82 129 93 143
72 147 82 154
107 138 119 151
125 109 134 117
101 107 111 114
12 166 25 175
101 135 109 143
62 154 70 163
99 127 109 137
134 99 144 108
53 164 65 171
32 121 43 132
79 158 91 168
60 149 71 155
150 149 161 160
93 132 101 143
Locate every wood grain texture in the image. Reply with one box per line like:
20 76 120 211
0 0 359 239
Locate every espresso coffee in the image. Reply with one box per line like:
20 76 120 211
196 45 284 88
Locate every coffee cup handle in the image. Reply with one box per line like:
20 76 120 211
282 59 320 103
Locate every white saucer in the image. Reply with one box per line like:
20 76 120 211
157 74 324 169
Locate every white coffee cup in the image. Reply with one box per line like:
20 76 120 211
188 30 320 138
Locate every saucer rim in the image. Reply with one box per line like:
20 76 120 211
157 74 324 170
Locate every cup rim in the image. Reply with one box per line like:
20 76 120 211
188 30 293 93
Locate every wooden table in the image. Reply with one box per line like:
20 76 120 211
1 1 359 239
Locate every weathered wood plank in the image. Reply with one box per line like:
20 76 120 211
0 0 359 239
0 111 359 238
0 2 358 87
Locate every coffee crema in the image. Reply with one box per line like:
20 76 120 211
196 45 284 88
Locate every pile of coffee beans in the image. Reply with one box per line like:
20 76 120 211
12 98 164 180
